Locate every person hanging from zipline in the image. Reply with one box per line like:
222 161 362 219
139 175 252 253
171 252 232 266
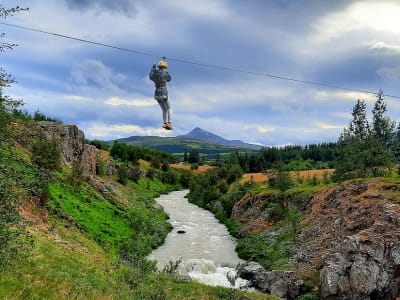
150 58 172 130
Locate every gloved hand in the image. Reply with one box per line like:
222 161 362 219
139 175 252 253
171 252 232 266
153 64 157 69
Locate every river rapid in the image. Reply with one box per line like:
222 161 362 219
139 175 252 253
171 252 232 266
148 190 248 288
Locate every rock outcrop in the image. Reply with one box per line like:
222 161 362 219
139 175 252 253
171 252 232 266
39 122 98 174
241 261 303 299
320 202 400 299
296 180 400 299
232 180 400 299
231 193 273 232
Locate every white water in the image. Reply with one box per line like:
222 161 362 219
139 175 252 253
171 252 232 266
148 190 248 288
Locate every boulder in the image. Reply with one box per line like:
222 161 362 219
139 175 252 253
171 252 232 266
241 261 303 299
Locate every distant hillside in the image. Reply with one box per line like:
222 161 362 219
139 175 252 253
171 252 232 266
178 127 262 150
115 128 262 156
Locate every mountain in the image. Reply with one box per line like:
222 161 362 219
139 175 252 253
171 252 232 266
178 127 262 150
114 128 262 156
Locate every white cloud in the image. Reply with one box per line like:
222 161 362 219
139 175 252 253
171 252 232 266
104 96 156 107
377 66 400 83
311 1 400 44
70 59 126 91
64 95 93 102
313 121 343 130
313 90 377 103
294 1 400 60
84 122 172 139
166 0 229 19
370 41 400 54
171 79 293 113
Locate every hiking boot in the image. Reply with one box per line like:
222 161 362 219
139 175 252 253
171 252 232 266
167 122 173 129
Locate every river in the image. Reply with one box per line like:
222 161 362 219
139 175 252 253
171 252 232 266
148 190 248 288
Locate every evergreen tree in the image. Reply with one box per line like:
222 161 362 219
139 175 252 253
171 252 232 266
334 92 397 181
188 149 200 164
372 90 396 147
348 99 369 140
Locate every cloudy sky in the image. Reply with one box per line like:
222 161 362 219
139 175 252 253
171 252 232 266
2 0 400 146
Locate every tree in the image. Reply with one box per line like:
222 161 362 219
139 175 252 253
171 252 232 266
0 4 29 269
334 92 397 181
0 6 27 136
188 149 200 164
372 90 396 147
268 170 295 192
286 208 302 241
30 139 61 170
183 151 188 162
348 99 370 140
226 164 243 184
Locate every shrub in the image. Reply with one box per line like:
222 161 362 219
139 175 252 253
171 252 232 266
96 157 106 175
30 139 61 170
117 165 129 185
68 161 84 186
226 164 243 184
0 144 32 269
128 166 142 183
268 170 295 192
89 139 110 151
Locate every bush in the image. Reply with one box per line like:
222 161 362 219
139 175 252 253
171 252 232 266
0 144 32 269
96 157 106 175
89 139 110 151
160 172 176 185
68 161 84 186
117 165 129 185
268 171 295 192
226 164 243 184
30 139 61 170
146 168 157 179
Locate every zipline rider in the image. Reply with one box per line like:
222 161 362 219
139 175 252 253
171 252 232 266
150 59 172 130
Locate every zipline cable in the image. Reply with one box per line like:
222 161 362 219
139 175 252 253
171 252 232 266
2 22 400 99
0 22 158 59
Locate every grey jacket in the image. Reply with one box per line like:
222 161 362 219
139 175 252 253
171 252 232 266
149 65 171 97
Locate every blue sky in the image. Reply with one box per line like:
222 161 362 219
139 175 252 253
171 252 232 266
2 0 400 146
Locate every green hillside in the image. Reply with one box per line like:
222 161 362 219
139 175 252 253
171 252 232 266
116 136 260 157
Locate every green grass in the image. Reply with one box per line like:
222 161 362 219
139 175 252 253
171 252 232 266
0 228 132 300
236 224 296 270
0 224 276 300
48 181 133 246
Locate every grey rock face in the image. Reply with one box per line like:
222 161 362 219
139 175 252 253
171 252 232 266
41 123 98 174
241 261 303 299
320 203 400 299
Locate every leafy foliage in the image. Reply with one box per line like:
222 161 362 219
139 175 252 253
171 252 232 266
89 139 111 151
30 139 61 170
0 4 31 270
236 228 295 270
268 170 295 192
0 146 24 268
225 143 337 173
188 149 200 163
334 92 398 181
110 141 176 165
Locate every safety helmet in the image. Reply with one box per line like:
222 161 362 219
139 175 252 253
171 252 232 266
158 60 168 68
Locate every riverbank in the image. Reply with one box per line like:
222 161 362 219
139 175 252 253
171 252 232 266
0 146 272 299
149 190 248 289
